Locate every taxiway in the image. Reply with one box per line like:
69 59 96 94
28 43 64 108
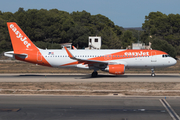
0 95 180 120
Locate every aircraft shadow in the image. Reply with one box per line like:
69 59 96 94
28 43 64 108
17 74 180 79
0 74 179 79
81 74 180 79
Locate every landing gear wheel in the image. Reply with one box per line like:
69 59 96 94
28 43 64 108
91 71 98 77
151 73 155 77
151 68 155 77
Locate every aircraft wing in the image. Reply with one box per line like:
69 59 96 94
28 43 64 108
72 46 77 50
64 47 108 64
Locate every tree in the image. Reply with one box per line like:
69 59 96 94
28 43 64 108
142 11 180 56
67 25 90 48
151 39 176 58
121 30 136 48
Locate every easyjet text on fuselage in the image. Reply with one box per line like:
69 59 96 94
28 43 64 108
124 51 149 56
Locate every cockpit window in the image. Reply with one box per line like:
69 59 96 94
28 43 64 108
162 54 170 58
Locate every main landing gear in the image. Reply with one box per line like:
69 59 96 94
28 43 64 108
151 68 155 77
91 71 98 77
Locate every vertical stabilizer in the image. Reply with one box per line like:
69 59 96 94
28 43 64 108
7 22 38 53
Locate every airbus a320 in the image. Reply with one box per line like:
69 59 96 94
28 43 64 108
4 22 177 77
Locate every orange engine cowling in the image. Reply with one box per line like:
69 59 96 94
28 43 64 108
108 64 125 75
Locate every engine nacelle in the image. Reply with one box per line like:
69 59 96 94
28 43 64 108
106 64 125 75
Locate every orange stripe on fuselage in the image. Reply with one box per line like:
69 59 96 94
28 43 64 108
61 61 80 66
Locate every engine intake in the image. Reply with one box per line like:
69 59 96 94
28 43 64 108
107 64 125 75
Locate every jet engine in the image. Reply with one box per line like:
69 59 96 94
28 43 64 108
105 64 125 75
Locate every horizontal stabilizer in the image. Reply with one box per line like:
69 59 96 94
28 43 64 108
4 51 27 59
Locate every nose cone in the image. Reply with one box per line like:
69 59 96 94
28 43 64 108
171 58 177 65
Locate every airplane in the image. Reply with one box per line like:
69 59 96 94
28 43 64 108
4 22 177 77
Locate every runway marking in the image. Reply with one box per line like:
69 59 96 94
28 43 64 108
160 99 180 120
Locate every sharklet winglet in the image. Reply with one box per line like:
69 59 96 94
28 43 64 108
64 47 77 60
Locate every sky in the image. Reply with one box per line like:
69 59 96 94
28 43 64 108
0 0 180 28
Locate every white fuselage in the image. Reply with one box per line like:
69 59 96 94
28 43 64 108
39 49 177 69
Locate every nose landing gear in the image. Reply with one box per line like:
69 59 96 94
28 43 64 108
151 68 155 77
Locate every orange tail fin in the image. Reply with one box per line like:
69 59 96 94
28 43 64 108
7 22 38 53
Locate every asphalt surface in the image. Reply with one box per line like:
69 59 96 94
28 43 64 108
0 74 180 119
0 73 179 82
0 95 180 120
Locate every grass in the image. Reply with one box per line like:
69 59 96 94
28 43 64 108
1 82 180 96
